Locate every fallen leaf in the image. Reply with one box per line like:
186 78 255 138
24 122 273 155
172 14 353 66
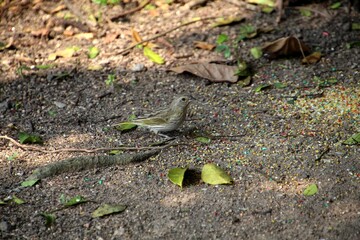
195 136 211 144
21 179 40 187
343 133 360 145
88 64 103 71
64 195 87 207
88 46 100 59
41 213 56 227
250 47 262 59
211 16 245 27
143 46 165 64
329 2 341 9
103 32 118 44
194 41 216 51
12 195 25 204
131 28 156 48
201 163 233 185
254 84 271 92
48 46 80 60
92 204 126 218
303 184 318 196
262 36 310 59
18 132 43 144
114 122 137 132
168 167 188 188
170 63 239 83
302 52 321 64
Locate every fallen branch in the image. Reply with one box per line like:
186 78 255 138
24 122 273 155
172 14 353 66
117 16 219 55
110 0 152 21
26 150 160 180
0 135 187 153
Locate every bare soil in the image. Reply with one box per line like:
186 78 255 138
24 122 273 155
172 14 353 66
1 0 359 239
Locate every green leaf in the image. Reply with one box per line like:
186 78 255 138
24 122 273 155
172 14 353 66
114 122 137 132
41 213 56 227
343 133 360 145
92 204 126 218
254 84 271 92
105 74 115 86
0 200 6 205
261 6 274 13
195 136 211 144
21 179 40 187
201 163 233 185
250 47 262 59
237 24 257 41
64 195 87 206
329 2 341 9
12 195 25 204
215 45 231 58
143 46 165 64
168 167 188 188
303 184 318 196
274 82 287 89
92 0 107 5
216 34 228 44
18 132 43 144
299 9 312 17
109 150 123 155
88 46 100 59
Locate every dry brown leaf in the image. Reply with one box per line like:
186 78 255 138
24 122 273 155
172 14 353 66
131 28 156 48
170 63 239 83
302 52 322 64
262 36 310 59
103 32 118 44
131 28 143 43
194 41 216 51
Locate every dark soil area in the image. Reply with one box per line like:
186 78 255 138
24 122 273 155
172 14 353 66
1 0 359 239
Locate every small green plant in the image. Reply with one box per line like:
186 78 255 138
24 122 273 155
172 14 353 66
215 34 231 58
105 74 116 86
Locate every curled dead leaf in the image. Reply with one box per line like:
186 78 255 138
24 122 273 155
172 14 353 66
193 41 216 51
262 36 310 59
302 52 322 64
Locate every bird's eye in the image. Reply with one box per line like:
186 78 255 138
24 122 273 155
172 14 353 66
181 97 186 101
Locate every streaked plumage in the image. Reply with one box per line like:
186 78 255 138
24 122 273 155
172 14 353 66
126 95 190 133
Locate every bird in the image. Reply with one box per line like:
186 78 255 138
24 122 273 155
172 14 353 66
116 95 191 136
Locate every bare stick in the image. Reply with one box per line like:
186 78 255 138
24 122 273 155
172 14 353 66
0 135 188 153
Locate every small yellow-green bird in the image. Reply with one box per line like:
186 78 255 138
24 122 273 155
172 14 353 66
117 95 190 134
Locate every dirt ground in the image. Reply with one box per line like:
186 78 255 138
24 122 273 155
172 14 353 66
1 0 359 239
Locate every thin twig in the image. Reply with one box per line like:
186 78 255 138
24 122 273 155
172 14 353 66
110 0 152 21
117 16 219 55
0 135 188 153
